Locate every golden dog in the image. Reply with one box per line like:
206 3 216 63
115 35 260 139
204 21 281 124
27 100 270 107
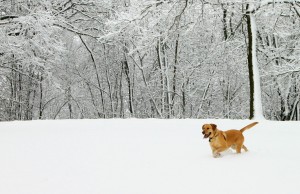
202 122 258 158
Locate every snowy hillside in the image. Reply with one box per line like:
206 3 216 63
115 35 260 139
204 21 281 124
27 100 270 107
0 119 299 194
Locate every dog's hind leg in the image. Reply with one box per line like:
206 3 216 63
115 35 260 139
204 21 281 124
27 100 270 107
236 144 248 153
242 145 248 152
236 144 242 153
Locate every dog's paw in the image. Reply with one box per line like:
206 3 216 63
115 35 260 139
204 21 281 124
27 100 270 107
213 153 222 158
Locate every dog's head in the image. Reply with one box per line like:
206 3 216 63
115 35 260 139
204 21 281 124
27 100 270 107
202 124 217 139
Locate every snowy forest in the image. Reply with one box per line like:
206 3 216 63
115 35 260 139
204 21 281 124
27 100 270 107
1 0 300 121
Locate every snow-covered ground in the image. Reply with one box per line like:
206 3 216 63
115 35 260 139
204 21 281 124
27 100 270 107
0 119 299 194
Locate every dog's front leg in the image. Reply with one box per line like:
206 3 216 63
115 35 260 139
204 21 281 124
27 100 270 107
212 149 222 158
213 152 221 158
212 147 228 158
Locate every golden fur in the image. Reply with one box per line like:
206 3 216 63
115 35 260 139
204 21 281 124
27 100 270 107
202 122 258 158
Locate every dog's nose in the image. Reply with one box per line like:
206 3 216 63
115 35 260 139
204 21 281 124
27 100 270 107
202 131 205 135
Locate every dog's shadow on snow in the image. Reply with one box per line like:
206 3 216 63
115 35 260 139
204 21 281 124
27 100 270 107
214 149 250 158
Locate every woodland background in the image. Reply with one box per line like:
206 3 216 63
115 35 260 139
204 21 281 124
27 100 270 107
1 0 300 121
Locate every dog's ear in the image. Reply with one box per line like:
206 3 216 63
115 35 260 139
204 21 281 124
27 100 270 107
210 124 217 131
202 124 205 129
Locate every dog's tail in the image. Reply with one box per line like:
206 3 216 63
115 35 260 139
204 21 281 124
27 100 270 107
240 122 258 133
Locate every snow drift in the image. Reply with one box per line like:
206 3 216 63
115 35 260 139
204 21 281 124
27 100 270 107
0 119 299 194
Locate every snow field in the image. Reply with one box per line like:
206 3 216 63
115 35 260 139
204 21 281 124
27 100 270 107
0 119 299 194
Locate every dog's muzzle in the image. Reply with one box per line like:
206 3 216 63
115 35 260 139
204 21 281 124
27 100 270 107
202 131 211 139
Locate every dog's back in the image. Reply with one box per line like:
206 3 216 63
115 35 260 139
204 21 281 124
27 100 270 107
224 130 245 146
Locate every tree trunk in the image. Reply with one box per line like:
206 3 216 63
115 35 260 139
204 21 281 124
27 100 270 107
246 4 264 120
157 40 165 117
38 74 43 119
221 4 228 40
67 86 72 119
172 34 179 116
79 35 106 118
122 60 134 116
119 64 124 118
103 44 115 117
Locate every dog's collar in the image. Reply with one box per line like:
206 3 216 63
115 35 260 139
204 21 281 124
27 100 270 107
209 132 219 142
